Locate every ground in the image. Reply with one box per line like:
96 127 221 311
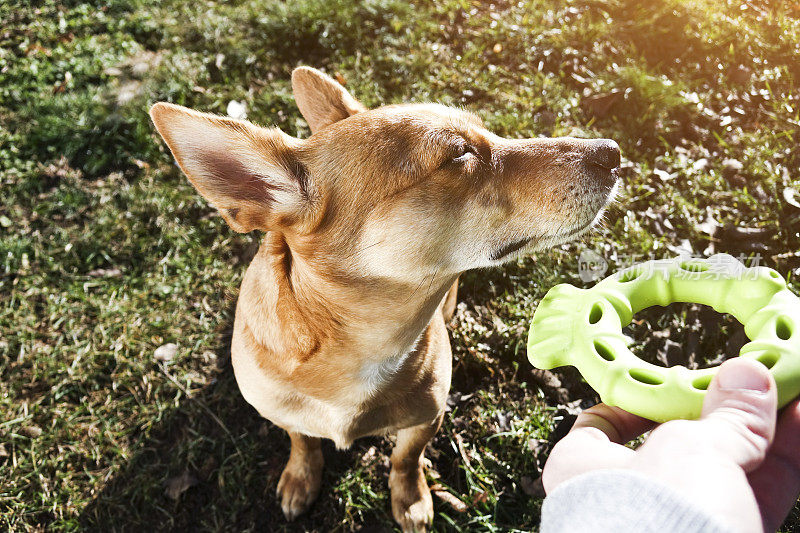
2 0 800 530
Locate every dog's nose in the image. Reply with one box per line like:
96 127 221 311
585 139 620 170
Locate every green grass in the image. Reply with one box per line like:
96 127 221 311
2 0 799 530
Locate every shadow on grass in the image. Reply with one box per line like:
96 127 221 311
76 305 393 532
77 267 552 532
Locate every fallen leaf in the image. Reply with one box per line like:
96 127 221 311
116 80 142 106
752 184 769 202
132 158 150 170
471 490 489 505
784 188 800 210
26 43 51 56
431 487 467 512
360 445 378 464
651 168 674 182
581 89 622 118
154 343 179 362
199 456 218 480
527 438 547 455
704 223 775 254
520 475 546 498
103 66 123 77
164 471 198 500
722 158 743 178
226 100 247 120
529 368 570 403
728 65 751 85
20 425 42 438
52 71 72 94
87 267 122 278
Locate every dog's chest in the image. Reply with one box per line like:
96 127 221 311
357 352 410 394
232 344 440 448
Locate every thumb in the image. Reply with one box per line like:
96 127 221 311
700 357 778 472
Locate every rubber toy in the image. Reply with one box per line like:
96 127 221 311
527 253 800 422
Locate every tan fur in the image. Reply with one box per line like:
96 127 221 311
149 66 619 532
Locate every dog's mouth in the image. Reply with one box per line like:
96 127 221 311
489 222 593 261
489 236 534 261
489 212 605 262
557 220 595 239
488 174 618 263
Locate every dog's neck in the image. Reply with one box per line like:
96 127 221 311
240 231 457 365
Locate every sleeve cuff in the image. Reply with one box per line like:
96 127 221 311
540 469 734 533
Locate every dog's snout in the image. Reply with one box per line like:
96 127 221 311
585 139 620 170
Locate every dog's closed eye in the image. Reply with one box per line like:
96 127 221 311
441 142 478 168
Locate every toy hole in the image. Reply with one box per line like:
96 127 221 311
692 375 713 390
619 269 641 283
680 261 709 273
769 270 780 279
623 303 742 369
776 317 793 340
588 303 603 324
628 368 664 385
593 340 615 361
756 352 779 369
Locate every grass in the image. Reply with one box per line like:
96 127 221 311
1 0 799 530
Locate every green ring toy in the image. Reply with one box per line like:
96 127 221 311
527 253 800 422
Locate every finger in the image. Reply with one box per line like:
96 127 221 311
572 404 656 444
542 404 654 493
700 357 777 472
748 399 800 532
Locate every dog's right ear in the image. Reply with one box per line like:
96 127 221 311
291 66 367 134
149 102 311 233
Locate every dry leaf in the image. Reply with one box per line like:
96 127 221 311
226 100 247 120
52 71 72 94
471 490 489 505
519 475 545 498
581 89 622 118
164 471 199 500
432 488 468 512
722 158 743 177
20 425 42 438
154 343 179 362
88 267 122 278
784 188 800 209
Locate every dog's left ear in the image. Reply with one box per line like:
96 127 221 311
149 102 311 233
292 66 367 134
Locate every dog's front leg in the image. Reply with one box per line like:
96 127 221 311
276 431 324 520
389 413 444 532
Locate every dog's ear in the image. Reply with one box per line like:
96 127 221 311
291 66 367 133
149 102 310 233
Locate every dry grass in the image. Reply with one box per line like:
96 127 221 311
2 0 799 530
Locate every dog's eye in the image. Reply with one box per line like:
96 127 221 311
449 144 477 165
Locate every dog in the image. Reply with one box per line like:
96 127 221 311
149 66 619 532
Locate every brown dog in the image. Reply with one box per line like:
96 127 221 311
149 66 619 532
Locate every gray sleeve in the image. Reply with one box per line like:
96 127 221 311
540 469 734 533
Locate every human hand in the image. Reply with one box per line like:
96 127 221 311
543 358 800 532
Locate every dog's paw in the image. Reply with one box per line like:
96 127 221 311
389 467 434 533
276 457 323 521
